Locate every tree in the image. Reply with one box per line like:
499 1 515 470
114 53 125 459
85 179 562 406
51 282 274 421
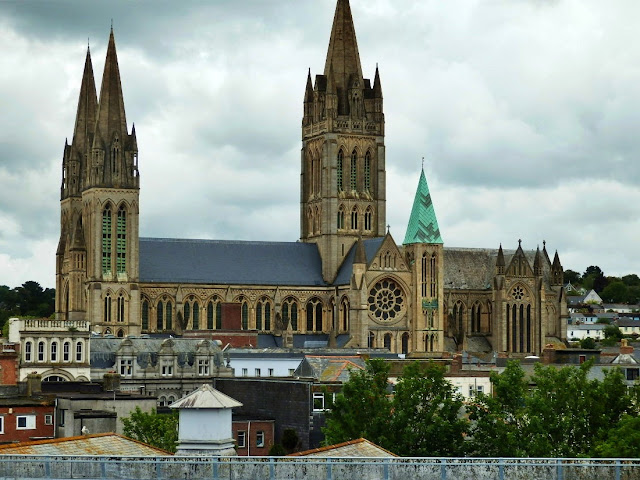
121 407 178 453
604 325 623 341
622 274 640 287
601 281 628 304
468 361 529 457
281 428 299 453
580 337 596 349
594 415 640 458
564 269 581 285
322 359 392 447
390 362 467 457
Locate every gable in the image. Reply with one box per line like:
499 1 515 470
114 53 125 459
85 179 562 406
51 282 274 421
368 235 408 272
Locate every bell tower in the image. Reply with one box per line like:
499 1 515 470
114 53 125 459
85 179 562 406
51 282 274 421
301 0 386 283
56 29 141 336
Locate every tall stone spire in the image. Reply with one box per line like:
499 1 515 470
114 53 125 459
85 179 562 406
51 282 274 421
403 169 443 245
324 0 363 91
94 28 127 147
89 27 138 189
62 46 97 199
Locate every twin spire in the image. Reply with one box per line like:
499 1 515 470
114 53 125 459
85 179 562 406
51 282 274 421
62 27 137 199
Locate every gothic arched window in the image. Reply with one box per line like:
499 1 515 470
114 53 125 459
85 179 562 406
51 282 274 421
341 297 349 331
337 205 345 230
255 297 271 331
351 207 358 230
102 205 112 275
241 300 249 330
401 332 409 355
306 298 323 332
207 299 222 329
166 301 173 330
364 151 371 191
117 293 125 322
141 299 149 331
350 149 357 190
116 205 127 274
364 207 372 231
384 333 392 351
337 149 344 191
283 298 298 331
157 301 164 331
104 293 112 323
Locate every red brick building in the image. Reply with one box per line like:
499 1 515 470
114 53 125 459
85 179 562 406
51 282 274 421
232 418 275 456
0 400 55 444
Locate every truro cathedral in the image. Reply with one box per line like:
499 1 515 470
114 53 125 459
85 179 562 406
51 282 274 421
55 0 567 357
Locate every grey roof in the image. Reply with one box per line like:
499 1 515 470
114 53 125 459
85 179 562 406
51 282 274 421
295 355 365 382
443 247 553 290
170 384 242 409
334 237 385 285
139 237 326 286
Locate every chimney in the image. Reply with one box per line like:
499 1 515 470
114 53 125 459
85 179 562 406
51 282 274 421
26 372 42 397
450 353 462 373
620 339 634 355
542 344 556 365
103 372 121 393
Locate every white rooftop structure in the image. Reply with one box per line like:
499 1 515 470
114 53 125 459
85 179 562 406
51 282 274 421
170 384 242 410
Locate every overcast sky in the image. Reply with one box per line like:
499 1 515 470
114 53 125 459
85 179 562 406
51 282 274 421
1 0 639 289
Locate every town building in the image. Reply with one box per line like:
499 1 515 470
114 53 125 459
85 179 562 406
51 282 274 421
54 0 567 358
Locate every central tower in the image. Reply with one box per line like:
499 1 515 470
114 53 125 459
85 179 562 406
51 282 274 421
301 0 386 282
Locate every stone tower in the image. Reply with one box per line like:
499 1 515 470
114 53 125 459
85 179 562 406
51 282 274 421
301 0 386 283
403 170 445 353
56 29 141 336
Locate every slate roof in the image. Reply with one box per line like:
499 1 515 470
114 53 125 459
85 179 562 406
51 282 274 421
403 169 442 245
334 237 385 285
295 355 365 382
170 384 242 410
289 438 397 457
139 238 326 286
0 433 172 456
443 247 553 290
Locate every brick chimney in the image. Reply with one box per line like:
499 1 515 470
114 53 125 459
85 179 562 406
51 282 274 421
542 344 556 365
450 353 462 374
26 372 42 397
620 339 634 355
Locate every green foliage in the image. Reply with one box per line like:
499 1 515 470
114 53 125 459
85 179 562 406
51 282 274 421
389 362 467 457
281 428 299 453
121 407 178 453
601 281 628 304
468 361 529 457
564 269 582 284
595 415 640 457
604 325 623 340
580 337 596 349
0 281 55 334
323 360 467 456
268 443 287 456
322 358 392 447
623 274 640 287
469 360 640 458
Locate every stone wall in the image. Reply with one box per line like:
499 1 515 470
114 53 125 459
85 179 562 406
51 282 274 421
0 456 637 480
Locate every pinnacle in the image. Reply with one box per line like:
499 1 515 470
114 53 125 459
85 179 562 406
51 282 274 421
324 0 363 91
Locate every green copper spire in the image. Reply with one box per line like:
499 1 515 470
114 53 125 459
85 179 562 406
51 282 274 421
403 169 443 245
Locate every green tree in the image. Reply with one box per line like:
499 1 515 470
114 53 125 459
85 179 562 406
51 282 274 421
601 281 628 304
468 361 529 457
594 415 640 457
390 362 467 457
580 337 596 349
322 359 392 447
564 269 581 285
604 325 623 341
622 274 640 287
121 407 178 453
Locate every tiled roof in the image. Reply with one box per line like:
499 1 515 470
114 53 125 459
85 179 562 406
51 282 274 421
296 355 365 382
289 438 397 457
170 384 242 409
139 238 326 286
403 169 442 245
0 433 172 456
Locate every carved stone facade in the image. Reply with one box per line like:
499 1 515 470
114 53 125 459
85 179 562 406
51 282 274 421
54 0 567 357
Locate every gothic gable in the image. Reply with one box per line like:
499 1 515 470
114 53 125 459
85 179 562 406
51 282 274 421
368 234 408 273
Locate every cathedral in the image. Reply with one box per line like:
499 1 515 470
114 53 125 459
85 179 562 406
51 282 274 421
55 0 568 357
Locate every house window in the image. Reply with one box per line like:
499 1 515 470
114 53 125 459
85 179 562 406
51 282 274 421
59 410 65 426
76 341 83 362
627 368 639 381
198 359 210 376
237 431 246 448
50 342 58 362
38 341 45 362
242 368 248 377
45 414 53 425
256 431 265 448
16 415 36 430
162 364 173 376
24 341 32 362
63 342 70 362
255 368 261 377
268 368 274 377
0 416 4 434
579 355 586 364
313 392 325 411
120 359 132 377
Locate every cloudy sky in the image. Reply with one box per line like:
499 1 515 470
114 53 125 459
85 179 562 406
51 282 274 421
1 0 639 289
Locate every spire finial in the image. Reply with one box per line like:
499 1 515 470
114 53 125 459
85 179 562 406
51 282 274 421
111 19 113 31
518 239 522 247
543 240 546 247
422 157 425 170
387 224 390 234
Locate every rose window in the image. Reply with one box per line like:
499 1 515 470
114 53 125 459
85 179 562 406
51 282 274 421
511 286 525 300
368 279 405 321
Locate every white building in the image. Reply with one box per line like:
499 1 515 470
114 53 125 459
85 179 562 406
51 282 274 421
567 324 605 341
